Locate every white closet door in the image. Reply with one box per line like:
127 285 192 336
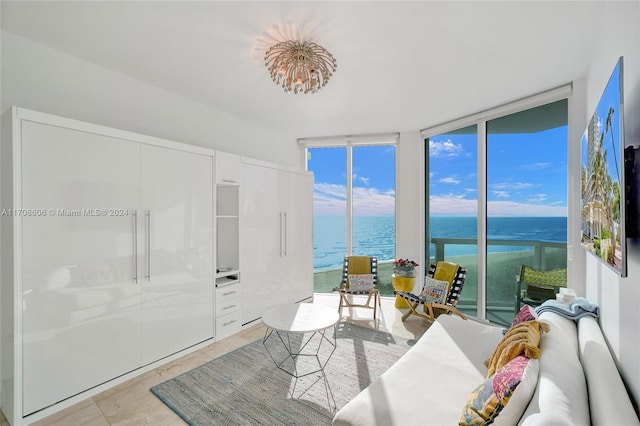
282 170 314 304
240 162 282 325
140 145 214 364
21 121 142 415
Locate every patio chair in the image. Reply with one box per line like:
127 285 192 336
515 265 567 312
395 261 467 322
333 256 381 319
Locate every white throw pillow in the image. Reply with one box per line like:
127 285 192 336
421 276 449 303
348 274 374 291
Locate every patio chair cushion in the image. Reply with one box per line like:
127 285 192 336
346 256 372 288
433 261 458 286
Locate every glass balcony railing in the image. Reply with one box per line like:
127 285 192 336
313 237 567 326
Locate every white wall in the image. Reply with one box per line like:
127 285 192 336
395 131 424 292
580 1 640 408
0 31 303 167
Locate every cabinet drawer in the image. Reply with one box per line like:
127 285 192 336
216 298 240 315
216 283 241 304
216 310 242 340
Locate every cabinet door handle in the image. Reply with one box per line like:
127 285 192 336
283 212 287 256
223 290 237 296
279 212 283 257
222 179 237 184
223 319 237 327
133 210 138 283
146 210 151 281
223 304 237 310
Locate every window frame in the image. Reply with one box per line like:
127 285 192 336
300 134 399 287
421 84 572 321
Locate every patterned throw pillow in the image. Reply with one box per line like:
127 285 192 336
460 356 540 425
512 305 538 327
421 276 449 304
485 320 550 377
347 274 374 291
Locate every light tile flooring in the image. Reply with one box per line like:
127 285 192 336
2 294 431 426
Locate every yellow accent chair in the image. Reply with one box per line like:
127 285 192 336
395 261 467 322
333 256 381 320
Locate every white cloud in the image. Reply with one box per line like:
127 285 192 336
439 176 461 185
430 194 477 215
429 139 463 157
430 194 567 217
526 194 548 203
313 182 395 216
487 200 567 217
521 162 551 170
492 182 534 190
493 190 510 198
360 177 370 186
352 187 396 216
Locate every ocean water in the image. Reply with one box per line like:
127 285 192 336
313 216 567 271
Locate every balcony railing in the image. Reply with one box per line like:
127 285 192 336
431 237 567 269
313 237 567 326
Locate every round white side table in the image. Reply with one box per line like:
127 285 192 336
262 303 340 410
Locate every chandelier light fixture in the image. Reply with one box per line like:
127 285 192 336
264 40 337 94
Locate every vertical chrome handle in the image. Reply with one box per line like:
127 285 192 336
283 212 287 256
133 210 138 283
146 210 151 281
279 212 283 257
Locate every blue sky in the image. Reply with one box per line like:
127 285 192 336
309 116 569 218
309 146 396 216
430 123 568 217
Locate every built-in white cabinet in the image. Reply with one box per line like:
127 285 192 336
215 151 241 185
0 107 314 425
240 159 313 326
140 145 214 365
1 107 214 424
18 118 143 417
215 153 241 338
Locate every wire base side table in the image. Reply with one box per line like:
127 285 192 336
262 303 340 412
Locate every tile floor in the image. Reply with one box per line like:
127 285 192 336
2 293 431 426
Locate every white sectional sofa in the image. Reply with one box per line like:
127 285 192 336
333 312 639 425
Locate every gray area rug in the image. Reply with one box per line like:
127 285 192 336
150 322 413 425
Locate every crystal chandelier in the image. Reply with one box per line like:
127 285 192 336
264 40 337 94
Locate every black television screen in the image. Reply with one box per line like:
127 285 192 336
580 56 627 277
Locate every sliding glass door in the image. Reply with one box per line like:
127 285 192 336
485 100 568 325
426 125 478 317
426 98 568 325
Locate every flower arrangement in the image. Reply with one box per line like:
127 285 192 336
393 258 419 278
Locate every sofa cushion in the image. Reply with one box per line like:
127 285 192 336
460 355 539 425
519 312 590 425
332 315 504 426
578 316 640 426
486 320 548 377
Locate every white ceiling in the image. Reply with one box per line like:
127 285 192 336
1 1 605 139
